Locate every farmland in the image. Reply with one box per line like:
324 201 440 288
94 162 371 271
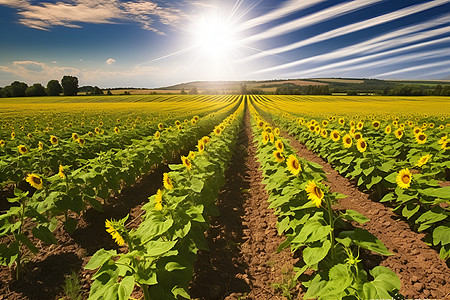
0 95 449 299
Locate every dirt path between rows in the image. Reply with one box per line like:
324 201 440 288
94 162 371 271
280 129 450 299
190 109 300 299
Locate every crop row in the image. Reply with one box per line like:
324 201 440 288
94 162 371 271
251 96 450 260
85 102 245 299
249 103 402 299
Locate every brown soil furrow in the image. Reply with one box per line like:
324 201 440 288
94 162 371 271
283 132 450 299
190 109 299 299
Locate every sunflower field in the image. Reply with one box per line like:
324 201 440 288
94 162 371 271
0 94 449 299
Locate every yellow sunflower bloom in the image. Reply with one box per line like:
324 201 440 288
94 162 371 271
396 169 412 189
105 220 125 246
58 165 66 179
77 138 85 147
305 181 324 208
286 155 301 176
158 123 164 130
50 135 58 144
27 133 33 138
274 128 280 136
0 140 5 147
275 140 284 151
357 121 364 130
438 135 447 144
417 154 432 167
11 132 15 140
394 128 403 139
188 151 196 160
342 134 352 148
18 145 28 155
72 133 78 141
154 189 163 210
114 127 120 134
163 173 173 190
415 132 427 144
339 118 345 126
273 150 285 163
353 132 362 140
154 131 160 139
413 127 422 135
262 133 269 144
356 138 367 153
26 173 43 190
320 129 328 138
38 141 44 151
95 127 100 134
385 125 391 134
372 121 380 130
201 136 210 144
214 127 221 135
330 130 340 142
175 120 181 126
197 140 205 153
191 119 197 125
181 156 192 170
269 133 275 143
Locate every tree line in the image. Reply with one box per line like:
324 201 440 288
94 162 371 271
0 76 107 98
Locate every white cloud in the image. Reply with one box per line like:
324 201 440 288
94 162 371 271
106 58 116 65
1 0 185 33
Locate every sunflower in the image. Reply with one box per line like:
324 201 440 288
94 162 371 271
26 173 43 190
273 150 285 163
441 141 448 150
264 127 272 134
202 136 210 144
193 116 199 121
356 138 367 153
416 154 432 167
438 135 447 144
196 140 205 154
372 121 380 130
275 140 284 151
154 189 163 210
354 132 362 140
114 127 120 134
438 124 444 130
331 130 340 142
394 128 403 139
18 145 28 155
262 133 269 144
191 119 197 125
94 127 100 134
214 127 221 135
175 120 180 126
0 140 4 147
177 125 182 130
27 133 32 138
269 133 275 143
58 165 66 178
342 134 352 148
158 123 164 130
163 173 173 190
415 132 427 144
38 141 44 151
154 131 160 139
77 138 85 147
181 156 192 170
385 125 391 134
305 181 324 208
413 127 422 135
320 129 328 138
322 120 328 127
72 133 78 141
286 155 301 176
339 118 345 126
309 125 316 132
105 220 125 246
396 169 412 189
188 151 196 160
429 123 435 128
257 120 265 129
274 128 280 136
49 135 58 145
356 121 364 130
11 132 15 140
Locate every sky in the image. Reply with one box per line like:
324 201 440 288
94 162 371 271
0 0 449 88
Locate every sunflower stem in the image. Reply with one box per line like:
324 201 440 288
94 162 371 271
325 197 335 265
143 284 151 300
15 196 27 280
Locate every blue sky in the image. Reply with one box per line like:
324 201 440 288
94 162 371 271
0 0 449 88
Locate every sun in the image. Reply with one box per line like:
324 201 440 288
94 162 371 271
192 13 239 60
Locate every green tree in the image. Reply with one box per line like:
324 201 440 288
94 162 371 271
10 81 28 97
46 80 62 96
25 83 47 96
180 88 187 95
61 75 79 96
188 87 198 95
107 89 112 95
92 86 103 95
0 86 12 97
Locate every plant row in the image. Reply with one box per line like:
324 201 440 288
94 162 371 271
249 104 402 299
85 102 245 299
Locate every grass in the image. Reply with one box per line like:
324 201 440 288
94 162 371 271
62 270 82 300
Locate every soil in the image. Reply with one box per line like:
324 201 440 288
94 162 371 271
190 109 300 299
282 131 450 299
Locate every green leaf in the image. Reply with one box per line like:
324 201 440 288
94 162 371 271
0 242 20 266
363 266 400 299
165 261 186 272
363 166 375 176
172 287 190 299
341 156 353 165
384 172 397 184
380 193 395 203
16 233 38 254
85 249 117 270
340 228 392 256
367 175 382 189
418 186 450 199
292 219 331 244
190 177 204 193
433 226 450 246
118 276 135 300
341 209 370 224
303 240 331 266
32 226 57 245
416 210 447 231
401 203 420 220
64 217 78 234
145 240 177 257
